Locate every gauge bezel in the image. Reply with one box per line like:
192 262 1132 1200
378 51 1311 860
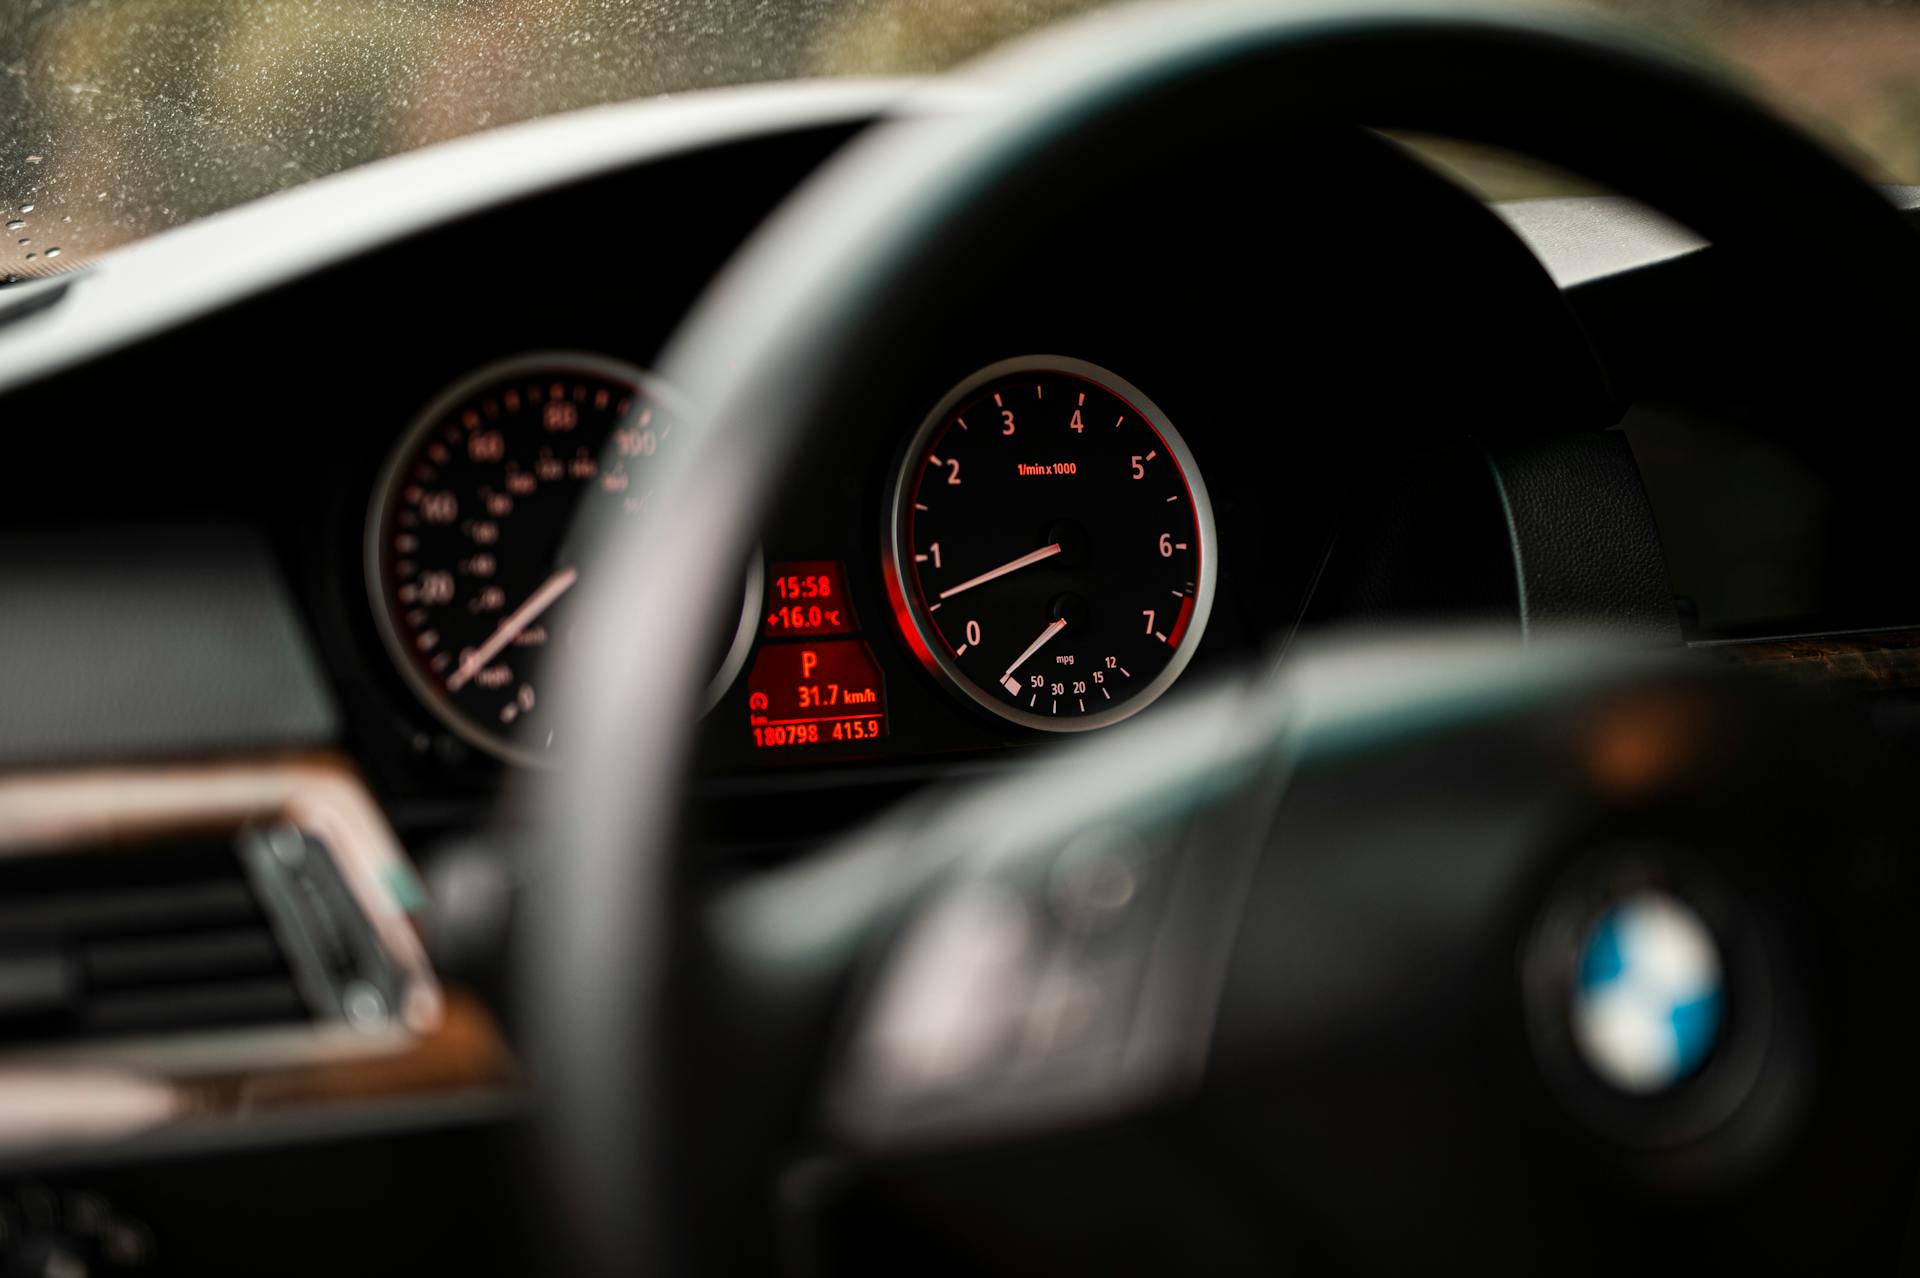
366 351 761 768
884 354 1218 733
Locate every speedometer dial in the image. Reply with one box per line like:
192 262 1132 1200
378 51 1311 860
887 356 1216 731
369 353 756 765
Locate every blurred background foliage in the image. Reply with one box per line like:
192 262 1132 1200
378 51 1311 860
3 0 1920 276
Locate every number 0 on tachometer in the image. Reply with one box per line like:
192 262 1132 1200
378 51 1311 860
886 355 1217 731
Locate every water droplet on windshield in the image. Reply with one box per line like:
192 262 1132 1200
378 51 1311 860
24 156 42 165
43 248 59 258
3 221 20 231
18 204 32 213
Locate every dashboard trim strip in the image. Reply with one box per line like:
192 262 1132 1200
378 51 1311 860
0 755 508 1157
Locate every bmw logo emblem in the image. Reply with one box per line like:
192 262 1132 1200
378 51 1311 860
1523 853 1781 1152
1569 891 1724 1094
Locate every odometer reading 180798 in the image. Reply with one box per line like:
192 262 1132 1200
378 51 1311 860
887 356 1217 732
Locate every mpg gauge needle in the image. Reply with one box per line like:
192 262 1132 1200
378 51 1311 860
997 617 1068 695
938 542 1062 600
446 565 579 692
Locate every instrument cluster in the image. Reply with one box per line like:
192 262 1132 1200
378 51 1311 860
366 348 1244 774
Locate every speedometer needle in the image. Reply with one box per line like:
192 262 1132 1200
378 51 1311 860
446 565 579 692
1001 617 1068 689
938 542 1062 600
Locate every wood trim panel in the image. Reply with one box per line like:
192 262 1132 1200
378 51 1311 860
1702 628 1920 689
0 754 515 1157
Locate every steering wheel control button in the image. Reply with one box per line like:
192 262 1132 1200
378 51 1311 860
1048 828 1148 932
854 883 1037 1093
1569 892 1724 1094
835 825 1184 1149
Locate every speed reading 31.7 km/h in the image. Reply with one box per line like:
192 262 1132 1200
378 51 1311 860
886 356 1217 731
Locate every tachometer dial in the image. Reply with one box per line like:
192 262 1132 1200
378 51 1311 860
887 356 1216 731
369 353 756 765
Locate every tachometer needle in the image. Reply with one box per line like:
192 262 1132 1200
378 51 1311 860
1000 617 1068 693
446 565 579 692
938 542 1063 600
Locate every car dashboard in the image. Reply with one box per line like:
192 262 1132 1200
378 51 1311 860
3 70 1920 1273
0 87 1649 838
0 81 1914 847
0 102 1460 839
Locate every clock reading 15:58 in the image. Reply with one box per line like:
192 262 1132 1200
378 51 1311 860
886 355 1218 732
762 560 856 637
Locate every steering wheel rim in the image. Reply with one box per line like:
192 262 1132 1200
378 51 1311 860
524 4 1920 1272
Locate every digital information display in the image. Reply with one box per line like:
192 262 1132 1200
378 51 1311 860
762 560 858 637
746 639 888 750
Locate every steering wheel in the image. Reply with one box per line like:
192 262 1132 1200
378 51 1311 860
524 3 1920 1272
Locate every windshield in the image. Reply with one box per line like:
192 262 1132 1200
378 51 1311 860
2 0 1916 275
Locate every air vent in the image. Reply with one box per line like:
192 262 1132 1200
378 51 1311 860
0 819 414 1054
0 835 308 1045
